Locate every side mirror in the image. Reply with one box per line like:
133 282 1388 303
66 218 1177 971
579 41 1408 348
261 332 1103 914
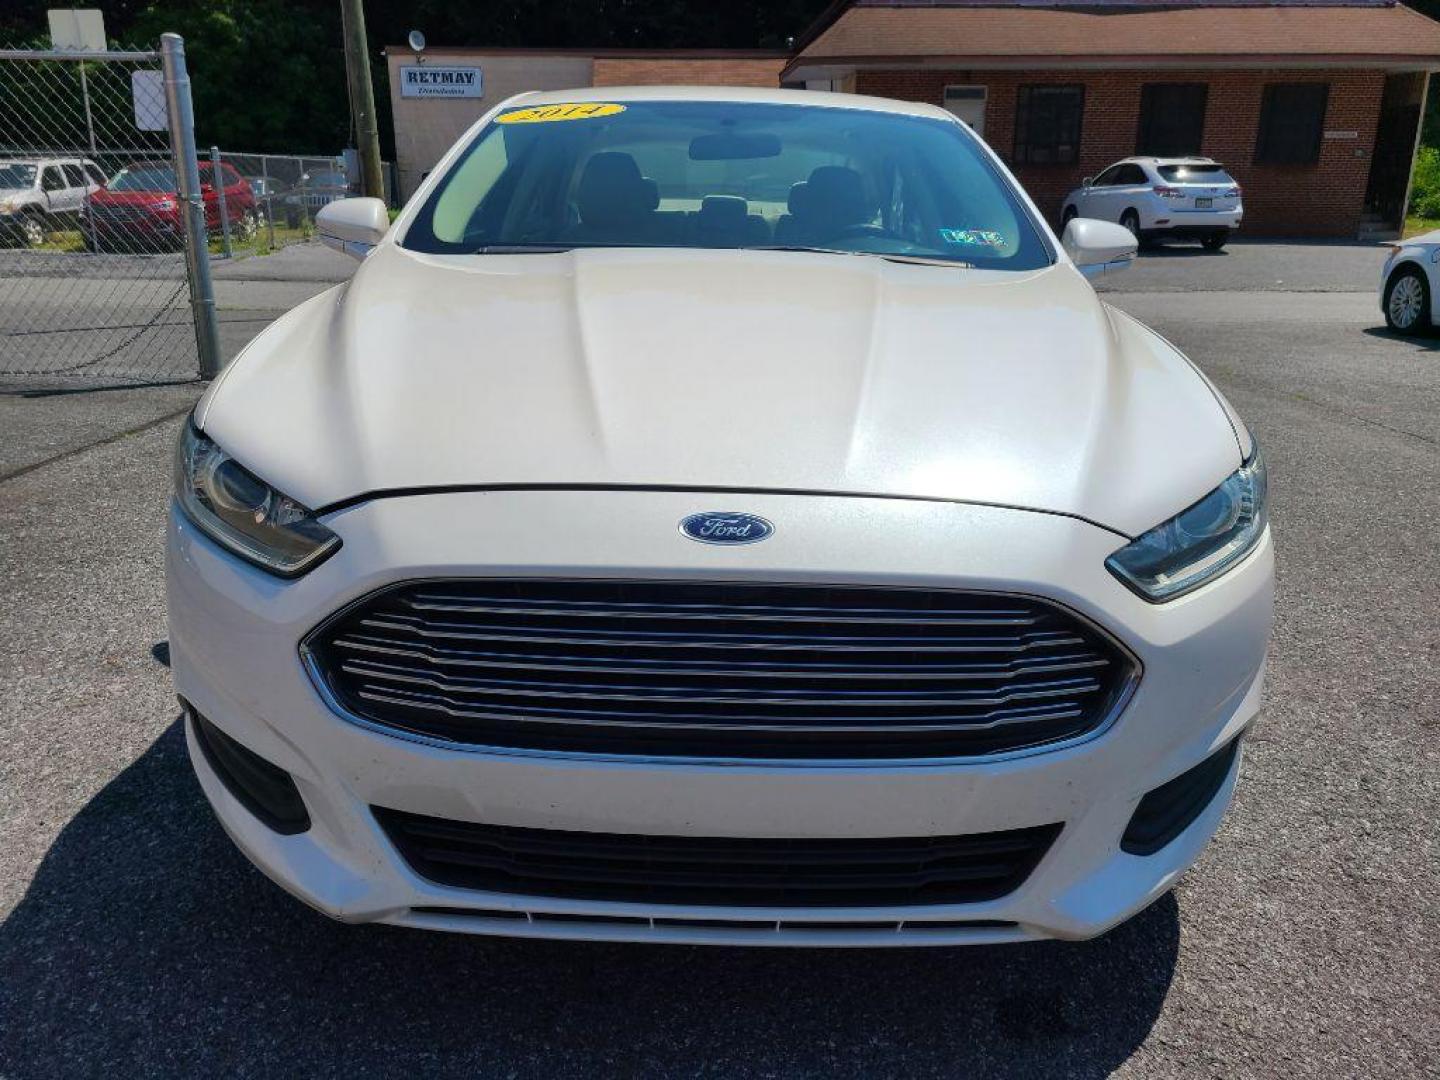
316 196 389 259
1081 176 1094 188
1062 217 1137 279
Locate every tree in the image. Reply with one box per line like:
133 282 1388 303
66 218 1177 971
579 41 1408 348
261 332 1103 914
1 0 834 155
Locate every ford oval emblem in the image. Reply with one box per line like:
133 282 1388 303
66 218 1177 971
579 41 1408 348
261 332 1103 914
679 511 774 546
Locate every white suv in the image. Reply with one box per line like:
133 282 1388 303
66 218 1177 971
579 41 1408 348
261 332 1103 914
1062 157 1242 251
0 157 106 247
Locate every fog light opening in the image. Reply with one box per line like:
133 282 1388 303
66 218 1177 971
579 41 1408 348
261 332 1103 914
1121 738 1240 856
184 699 311 835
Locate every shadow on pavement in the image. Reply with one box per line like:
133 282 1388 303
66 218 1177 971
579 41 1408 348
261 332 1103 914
1136 244 1228 259
0 720 1180 1078
1360 325 1440 349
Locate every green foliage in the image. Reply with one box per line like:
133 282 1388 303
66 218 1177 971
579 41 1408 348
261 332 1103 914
1409 146 1440 218
1 0 832 157
127 0 350 152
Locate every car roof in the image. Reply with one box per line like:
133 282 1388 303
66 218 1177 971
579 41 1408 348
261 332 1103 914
509 84 956 123
1122 156 1224 167
0 157 97 166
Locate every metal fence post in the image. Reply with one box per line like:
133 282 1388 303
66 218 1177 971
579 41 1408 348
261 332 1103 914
262 154 276 249
209 145 233 258
161 33 222 378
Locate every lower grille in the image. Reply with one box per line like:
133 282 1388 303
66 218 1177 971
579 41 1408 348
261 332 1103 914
305 579 1134 760
375 807 1062 907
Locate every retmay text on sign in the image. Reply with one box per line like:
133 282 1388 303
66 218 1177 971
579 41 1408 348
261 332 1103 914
400 66 483 99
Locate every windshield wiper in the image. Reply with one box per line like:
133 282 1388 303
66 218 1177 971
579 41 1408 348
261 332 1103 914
753 245 972 269
467 243 575 254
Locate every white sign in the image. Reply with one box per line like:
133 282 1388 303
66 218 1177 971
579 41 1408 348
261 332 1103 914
1324 130 1358 140
400 65 483 99
132 69 166 131
48 9 106 51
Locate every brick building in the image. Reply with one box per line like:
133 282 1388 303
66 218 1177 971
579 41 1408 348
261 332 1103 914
385 1 1440 236
785 0 1440 237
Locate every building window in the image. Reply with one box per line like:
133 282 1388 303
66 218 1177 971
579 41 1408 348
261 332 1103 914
1014 85 1084 165
1255 83 1329 165
1137 83 1208 156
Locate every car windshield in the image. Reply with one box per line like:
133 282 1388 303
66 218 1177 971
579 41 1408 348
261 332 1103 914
403 100 1052 269
0 164 37 188
1157 164 1233 183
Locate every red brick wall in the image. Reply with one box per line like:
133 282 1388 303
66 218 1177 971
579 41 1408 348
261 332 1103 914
856 68 1388 237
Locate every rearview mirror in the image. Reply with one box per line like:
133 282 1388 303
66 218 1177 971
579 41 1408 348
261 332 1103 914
316 197 389 260
1062 217 1137 279
1081 176 1094 188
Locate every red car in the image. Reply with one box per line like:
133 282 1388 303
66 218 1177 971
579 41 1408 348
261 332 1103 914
84 160 257 251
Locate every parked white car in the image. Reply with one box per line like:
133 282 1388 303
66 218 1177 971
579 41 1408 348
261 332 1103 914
1379 231 1440 334
169 87 1272 947
0 157 105 246
1062 157 1243 250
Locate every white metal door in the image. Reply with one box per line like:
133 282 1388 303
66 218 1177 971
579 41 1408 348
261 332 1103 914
943 86 987 139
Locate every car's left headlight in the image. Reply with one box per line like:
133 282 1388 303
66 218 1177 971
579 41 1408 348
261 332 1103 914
1106 441 1268 602
174 421 339 576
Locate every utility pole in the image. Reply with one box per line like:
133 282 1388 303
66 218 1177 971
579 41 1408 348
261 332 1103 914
340 0 385 201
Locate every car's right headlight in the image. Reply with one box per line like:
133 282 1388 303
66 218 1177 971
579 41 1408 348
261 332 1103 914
1105 441 1268 602
174 420 339 576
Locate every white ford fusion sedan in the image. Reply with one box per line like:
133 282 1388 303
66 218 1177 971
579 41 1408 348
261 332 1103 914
168 87 1273 947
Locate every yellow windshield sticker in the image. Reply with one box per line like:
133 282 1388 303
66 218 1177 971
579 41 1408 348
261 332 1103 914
496 103 626 124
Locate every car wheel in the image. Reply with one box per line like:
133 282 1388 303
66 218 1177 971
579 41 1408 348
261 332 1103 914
19 212 45 247
234 209 259 241
1202 231 1228 252
1061 206 1077 229
1384 266 1430 335
1119 209 1142 242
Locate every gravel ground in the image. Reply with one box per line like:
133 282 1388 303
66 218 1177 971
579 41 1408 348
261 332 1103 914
0 243 1436 1078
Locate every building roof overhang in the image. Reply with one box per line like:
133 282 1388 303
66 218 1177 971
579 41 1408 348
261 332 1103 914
785 2 1440 79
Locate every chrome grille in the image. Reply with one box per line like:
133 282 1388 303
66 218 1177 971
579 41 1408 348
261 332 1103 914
305 579 1135 759
87 204 153 223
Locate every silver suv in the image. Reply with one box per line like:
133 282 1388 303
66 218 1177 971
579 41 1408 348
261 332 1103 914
0 157 106 246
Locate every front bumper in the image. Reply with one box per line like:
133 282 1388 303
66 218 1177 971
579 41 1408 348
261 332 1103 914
168 488 1273 946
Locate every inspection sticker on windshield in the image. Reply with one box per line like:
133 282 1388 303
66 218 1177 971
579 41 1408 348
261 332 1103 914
496 103 626 124
940 228 1005 248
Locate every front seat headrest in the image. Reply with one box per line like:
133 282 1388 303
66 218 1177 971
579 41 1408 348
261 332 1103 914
577 152 655 227
802 166 871 230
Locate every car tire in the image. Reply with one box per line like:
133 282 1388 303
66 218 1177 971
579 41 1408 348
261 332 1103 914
1202 231 1228 252
1384 265 1431 335
1119 210 1146 247
1061 206 1077 229
19 212 45 247
235 209 259 242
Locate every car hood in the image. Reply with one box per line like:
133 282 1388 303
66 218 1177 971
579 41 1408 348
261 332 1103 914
200 245 1243 536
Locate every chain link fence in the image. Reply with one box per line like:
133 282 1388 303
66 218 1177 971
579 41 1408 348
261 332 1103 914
212 151 353 256
0 44 204 386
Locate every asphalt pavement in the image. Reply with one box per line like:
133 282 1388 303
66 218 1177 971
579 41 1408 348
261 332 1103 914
1 240 1436 1078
